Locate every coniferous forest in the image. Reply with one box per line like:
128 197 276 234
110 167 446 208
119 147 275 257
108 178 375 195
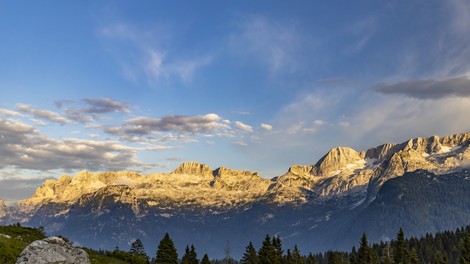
2 223 470 263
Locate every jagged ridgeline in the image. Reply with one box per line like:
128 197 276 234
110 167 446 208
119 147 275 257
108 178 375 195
1 131 470 258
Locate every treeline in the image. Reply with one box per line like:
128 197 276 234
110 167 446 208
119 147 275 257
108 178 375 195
108 224 470 264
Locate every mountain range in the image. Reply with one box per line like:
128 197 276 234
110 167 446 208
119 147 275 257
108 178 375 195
1 131 470 258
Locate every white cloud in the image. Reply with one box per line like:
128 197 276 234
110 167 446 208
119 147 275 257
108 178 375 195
260 123 273 131
0 109 22 117
235 121 253 132
313 120 326 126
0 118 143 171
16 104 71 125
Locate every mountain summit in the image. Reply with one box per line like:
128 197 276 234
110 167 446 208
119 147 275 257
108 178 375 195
1 131 470 258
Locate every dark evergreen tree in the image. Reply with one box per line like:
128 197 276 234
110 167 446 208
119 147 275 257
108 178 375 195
357 233 372 264
130 239 148 259
460 231 470 264
350 246 357 264
292 245 304 264
259 234 279 264
285 249 293 264
201 254 212 264
434 251 448 264
306 253 316 264
181 245 198 264
272 235 284 263
241 241 259 264
394 228 407 264
326 251 341 264
155 233 178 264
409 248 418 264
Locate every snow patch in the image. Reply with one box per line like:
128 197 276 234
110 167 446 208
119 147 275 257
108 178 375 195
349 197 366 210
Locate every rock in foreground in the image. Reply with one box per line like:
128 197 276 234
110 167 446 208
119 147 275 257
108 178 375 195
16 236 89 264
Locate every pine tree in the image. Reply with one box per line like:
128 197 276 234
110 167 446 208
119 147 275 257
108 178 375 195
155 233 178 264
434 251 448 264
306 253 316 264
460 231 470 264
357 233 371 264
241 241 259 264
285 249 293 264
409 248 418 264
130 239 147 258
181 245 198 264
272 235 284 263
394 228 407 264
201 254 212 264
292 245 304 264
181 245 191 264
259 234 279 264
326 251 341 264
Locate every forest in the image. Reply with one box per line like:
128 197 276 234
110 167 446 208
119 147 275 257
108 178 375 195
1 223 470 264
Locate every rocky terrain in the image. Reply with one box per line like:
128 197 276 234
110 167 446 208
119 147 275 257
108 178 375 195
16 236 90 264
1 131 470 258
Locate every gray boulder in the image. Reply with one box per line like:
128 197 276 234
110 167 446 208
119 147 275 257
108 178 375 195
16 236 89 264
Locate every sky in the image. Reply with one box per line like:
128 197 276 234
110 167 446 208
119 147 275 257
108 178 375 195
1 0 470 202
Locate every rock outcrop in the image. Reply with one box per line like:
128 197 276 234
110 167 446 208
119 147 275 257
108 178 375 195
16 237 89 264
0 199 6 218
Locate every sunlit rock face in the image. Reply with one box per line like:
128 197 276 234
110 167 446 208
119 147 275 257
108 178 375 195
2 131 470 258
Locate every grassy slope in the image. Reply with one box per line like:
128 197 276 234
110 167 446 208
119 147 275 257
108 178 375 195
0 225 130 264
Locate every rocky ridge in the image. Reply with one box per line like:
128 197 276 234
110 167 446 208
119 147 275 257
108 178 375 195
11 131 470 217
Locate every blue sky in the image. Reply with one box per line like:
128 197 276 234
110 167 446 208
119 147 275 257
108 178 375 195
1 0 470 201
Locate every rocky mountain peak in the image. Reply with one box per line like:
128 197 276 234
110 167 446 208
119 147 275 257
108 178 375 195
213 167 259 178
171 161 213 177
287 165 314 177
313 147 364 177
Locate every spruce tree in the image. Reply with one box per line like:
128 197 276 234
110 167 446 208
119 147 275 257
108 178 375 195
434 251 448 264
272 235 284 263
460 231 470 264
181 245 198 264
241 241 259 264
155 233 178 264
394 228 407 264
181 245 191 264
292 245 305 264
409 248 418 264
130 239 148 258
357 233 371 264
306 253 316 264
201 254 212 264
259 234 279 264
285 249 293 264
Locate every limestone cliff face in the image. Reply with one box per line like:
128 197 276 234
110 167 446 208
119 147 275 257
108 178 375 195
312 147 364 177
171 161 213 178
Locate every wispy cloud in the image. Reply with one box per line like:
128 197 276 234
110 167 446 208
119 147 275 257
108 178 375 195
56 98 130 124
260 123 273 131
235 121 253 132
373 76 470 100
105 113 231 137
100 23 212 85
230 15 302 75
0 109 22 117
16 104 71 125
